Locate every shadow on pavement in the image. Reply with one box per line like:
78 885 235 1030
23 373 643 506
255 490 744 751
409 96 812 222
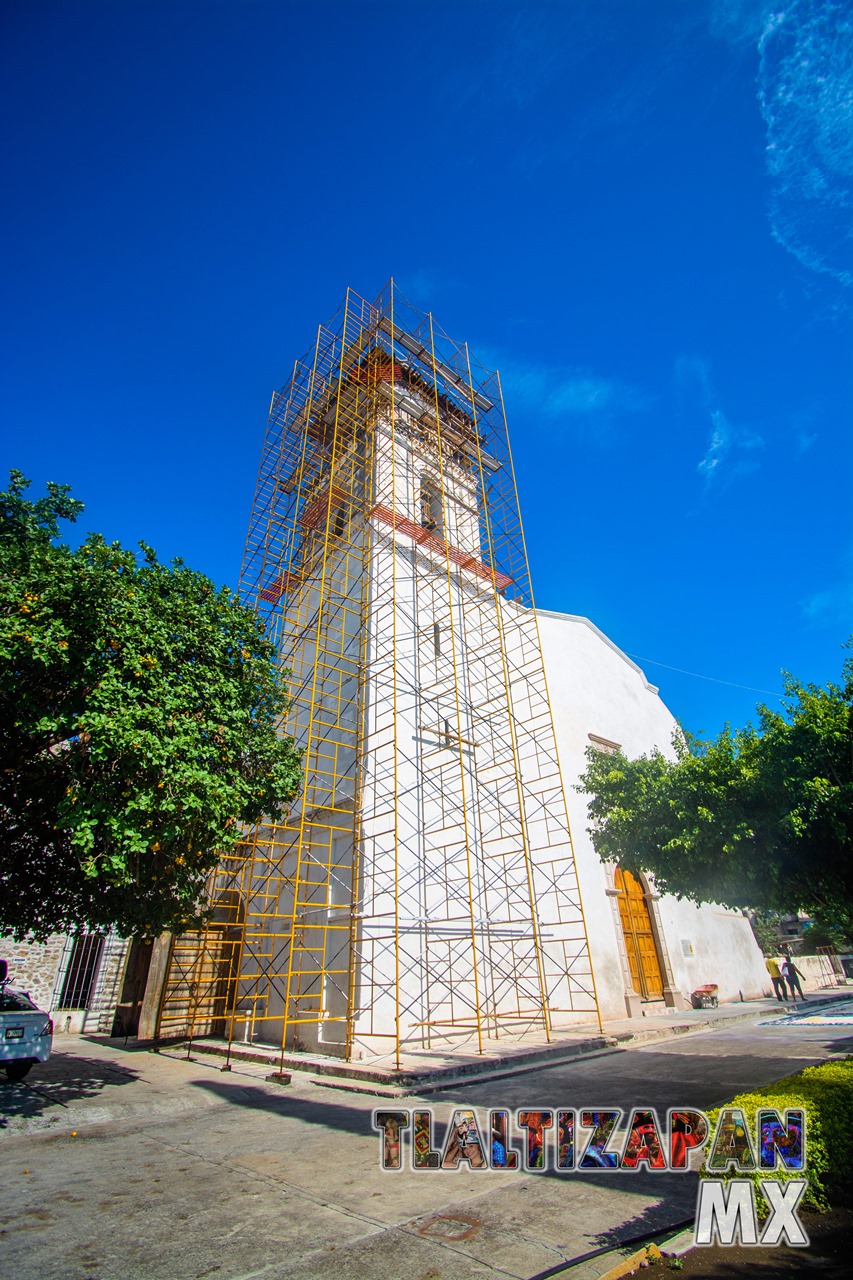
578 1171 696 1249
0 1051 140 1129
186 1075 377 1137
186 1076 700 1236
185 1027 852 1149
437 1044 846 1111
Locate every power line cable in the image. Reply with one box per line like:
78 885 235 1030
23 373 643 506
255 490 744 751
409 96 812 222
626 653 782 698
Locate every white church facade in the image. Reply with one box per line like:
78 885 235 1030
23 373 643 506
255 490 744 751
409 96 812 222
6 284 766 1063
144 282 770 1064
537 610 768 1021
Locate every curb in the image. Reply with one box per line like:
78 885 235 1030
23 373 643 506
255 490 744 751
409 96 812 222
526 1223 697 1279
658 1228 696 1258
596 1245 653 1279
595 1239 692 1280
157 992 851 1097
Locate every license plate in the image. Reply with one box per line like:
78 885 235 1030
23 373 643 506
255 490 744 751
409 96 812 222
5 1027 25 1040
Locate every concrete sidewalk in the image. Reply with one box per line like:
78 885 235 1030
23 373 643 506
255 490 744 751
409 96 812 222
2 1000 851 1280
164 988 853 1095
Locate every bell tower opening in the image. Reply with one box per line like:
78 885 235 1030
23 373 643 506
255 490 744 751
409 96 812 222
418 477 441 533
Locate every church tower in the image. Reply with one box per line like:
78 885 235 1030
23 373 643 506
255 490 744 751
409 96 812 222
159 283 599 1065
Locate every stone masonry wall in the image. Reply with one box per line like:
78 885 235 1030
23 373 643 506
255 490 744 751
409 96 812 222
1 933 67 1009
1 931 131 1032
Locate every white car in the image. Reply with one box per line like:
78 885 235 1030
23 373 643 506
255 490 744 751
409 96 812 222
0 959 53 1082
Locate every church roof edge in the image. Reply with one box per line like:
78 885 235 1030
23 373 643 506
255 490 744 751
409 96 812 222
533 610 659 693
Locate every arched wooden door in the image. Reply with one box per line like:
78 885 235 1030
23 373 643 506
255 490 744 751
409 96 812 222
615 868 663 1000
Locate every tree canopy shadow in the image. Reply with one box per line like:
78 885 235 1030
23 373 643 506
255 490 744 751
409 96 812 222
0 1050 140 1130
574 1168 697 1249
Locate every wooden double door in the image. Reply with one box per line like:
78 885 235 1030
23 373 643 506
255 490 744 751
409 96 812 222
615 868 664 1000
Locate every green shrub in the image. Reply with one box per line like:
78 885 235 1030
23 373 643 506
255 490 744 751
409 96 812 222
702 1057 853 1213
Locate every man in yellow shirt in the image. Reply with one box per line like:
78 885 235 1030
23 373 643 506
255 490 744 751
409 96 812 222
766 956 788 1001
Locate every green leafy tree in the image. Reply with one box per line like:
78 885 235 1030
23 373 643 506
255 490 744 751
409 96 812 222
1 471 301 940
799 920 853 955
749 913 786 957
579 644 853 936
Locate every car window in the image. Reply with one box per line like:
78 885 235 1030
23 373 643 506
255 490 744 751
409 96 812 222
0 990 39 1012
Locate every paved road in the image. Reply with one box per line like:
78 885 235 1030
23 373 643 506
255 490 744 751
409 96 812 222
2 1012 851 1280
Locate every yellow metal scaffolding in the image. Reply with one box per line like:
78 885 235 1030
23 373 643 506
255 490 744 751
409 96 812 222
157 282 601 1065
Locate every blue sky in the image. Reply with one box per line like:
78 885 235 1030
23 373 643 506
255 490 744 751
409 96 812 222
2 0 851 738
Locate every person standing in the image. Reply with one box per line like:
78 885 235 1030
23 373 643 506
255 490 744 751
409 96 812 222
766 955 788 1001
782 953 807 1001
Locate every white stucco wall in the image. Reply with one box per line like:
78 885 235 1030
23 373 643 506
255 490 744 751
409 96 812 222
536 610 769 1017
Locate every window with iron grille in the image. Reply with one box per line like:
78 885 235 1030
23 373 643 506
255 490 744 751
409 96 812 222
57 932 105 1009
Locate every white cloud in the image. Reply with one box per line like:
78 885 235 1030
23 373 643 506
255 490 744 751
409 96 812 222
797 429 819 452
801 580 853 626
697 411 730 482
713 0 853 289
495 357 647 432
802 544 853 627
697 408 765 486
678 359 764 488
759 1 853 289
710 0 774 46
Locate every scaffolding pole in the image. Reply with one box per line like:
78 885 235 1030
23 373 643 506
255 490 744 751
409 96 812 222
157 282 601 1061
